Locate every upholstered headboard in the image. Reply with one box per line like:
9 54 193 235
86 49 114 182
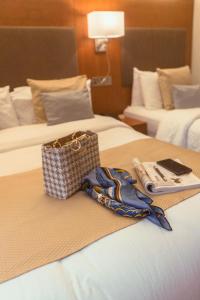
0 26 78 89
121 28 187 86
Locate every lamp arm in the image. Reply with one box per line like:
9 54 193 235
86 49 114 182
105 43 111 77
98 43 111 85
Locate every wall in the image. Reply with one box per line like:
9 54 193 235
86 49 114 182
0 0 74 26
0 0 194 116
192 0 200 83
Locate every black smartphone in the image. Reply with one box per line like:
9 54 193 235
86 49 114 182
157 159 192 176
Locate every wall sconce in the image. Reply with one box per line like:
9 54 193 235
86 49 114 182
87 11 125 53
87 11 125 86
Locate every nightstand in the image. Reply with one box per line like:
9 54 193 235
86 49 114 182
118 114 147 135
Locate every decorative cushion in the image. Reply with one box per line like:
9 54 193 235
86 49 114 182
157 66 192 110
11 86 36 125
27 75 87 123
172 85 200 109
140 72 162 110
0 86 19 129
41 88 94 126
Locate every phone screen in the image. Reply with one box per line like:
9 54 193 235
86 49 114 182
157 159 192 176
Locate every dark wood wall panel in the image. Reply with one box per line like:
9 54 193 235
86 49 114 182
0 0 74 26
0 0 194 117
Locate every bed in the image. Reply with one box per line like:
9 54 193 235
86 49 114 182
124 106 200 152
123 105 169 137
1 26 200 300
121 28 200 152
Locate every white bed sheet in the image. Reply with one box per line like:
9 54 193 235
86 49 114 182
1 117 200 300
188 119 200 151
156 108 200 152
0 126 145 176
0 115 129 153
124 106 169 136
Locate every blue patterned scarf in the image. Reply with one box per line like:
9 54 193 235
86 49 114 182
82 167 172 231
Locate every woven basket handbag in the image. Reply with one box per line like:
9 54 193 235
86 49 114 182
42 131 100 199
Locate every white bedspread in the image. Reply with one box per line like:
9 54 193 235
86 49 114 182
187 119 200 151
0 126 145 176
0 115 128 153
156 108 200 150
1 117 200 300
124 105 168 137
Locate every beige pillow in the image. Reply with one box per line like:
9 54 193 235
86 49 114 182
27 75 87 122
157 66 192 110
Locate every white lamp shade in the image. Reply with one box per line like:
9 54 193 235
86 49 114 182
87 11 125 39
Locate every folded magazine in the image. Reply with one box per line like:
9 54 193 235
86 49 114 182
132 158 200 195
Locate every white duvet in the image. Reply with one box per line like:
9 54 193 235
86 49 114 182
1 116 200 300
0 115 128 153
156 108 200 151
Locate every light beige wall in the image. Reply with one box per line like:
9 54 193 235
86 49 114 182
192 0 200 83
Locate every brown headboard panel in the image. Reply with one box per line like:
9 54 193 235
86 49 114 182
0 26 78 89
121 28 187 86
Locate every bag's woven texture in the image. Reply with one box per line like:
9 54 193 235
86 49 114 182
42 131 100 199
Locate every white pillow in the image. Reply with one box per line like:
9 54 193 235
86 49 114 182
0 86 19 129
13 86 32 93
131 68 155 106
11 86 36 125
140 72 163 110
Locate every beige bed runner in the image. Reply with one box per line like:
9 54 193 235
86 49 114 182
1 139 200 283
